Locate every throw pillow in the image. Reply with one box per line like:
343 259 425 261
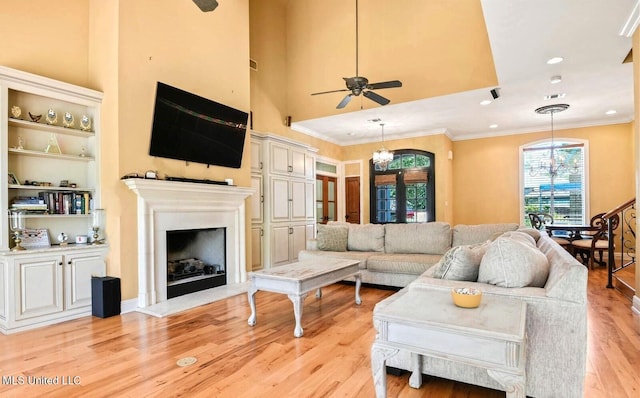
478 236 550 288
316 224 348 252
432 241 490 281
348 224 385 252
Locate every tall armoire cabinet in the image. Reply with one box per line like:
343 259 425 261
0 66 107 334
250 132 317 270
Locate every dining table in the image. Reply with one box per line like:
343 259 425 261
544 224 600 241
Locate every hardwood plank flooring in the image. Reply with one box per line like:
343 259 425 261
0 266 638 398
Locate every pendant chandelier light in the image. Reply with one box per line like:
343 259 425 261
372 123 394 171
530 104 575 177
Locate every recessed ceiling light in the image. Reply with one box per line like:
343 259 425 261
547 57 564 65
605 110 617 115
550 75 562 84
544 93 566 100
489 124 498 129
480 100 492 106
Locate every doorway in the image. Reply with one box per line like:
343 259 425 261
345 176 360 224
316 175 337 224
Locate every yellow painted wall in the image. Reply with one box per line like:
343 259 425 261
1 0 252 301
453 123 635 225
0 0 90 87
249 0 343 160
286 0 497 121
113 0 251 300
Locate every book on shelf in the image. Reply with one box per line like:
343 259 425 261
37 191 93 215
10 196 48 212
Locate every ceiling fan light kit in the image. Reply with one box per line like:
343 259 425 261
311 0 402 109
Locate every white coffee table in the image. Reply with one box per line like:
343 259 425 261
247 258 361 337
371 287 527 398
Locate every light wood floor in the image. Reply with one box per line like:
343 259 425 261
0 267 638 398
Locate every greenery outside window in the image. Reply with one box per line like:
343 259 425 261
521 140 587 225
370 149 435 223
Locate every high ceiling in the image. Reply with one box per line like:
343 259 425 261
291 0 636 145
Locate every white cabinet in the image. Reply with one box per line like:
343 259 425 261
270 223 314 266
250 174 263 224
1 246 107 334
65 251 106 309
0 66 108 334
251 132 317 269
250 140 263 173
269 141 308 178
15 253 64 320
250 226 263 271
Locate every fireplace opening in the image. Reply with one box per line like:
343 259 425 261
166 227 227 299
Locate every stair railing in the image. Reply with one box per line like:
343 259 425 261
603 198 635 290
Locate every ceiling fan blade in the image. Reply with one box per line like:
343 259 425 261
311 88 351 96
336 94 353 109
367 80 403 90
363 90 390 106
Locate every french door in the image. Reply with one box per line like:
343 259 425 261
316 175 337 224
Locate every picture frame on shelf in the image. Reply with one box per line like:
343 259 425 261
21 228 51 249
8 172 20 185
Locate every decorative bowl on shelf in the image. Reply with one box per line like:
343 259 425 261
451 287 482 308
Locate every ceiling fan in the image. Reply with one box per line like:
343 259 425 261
311 0 402 109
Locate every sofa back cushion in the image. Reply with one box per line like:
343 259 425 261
384 222 452 255
316 224 348 252
348 224 385 252
452 223 519 247
477 233 550 288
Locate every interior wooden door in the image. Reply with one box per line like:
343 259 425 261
345 176 360 224
316 176 337 224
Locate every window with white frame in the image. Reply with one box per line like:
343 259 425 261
522 140 587 225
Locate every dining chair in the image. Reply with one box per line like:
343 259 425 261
528 213 571 249
571 213 620 269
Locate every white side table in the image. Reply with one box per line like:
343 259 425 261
371 287 527 398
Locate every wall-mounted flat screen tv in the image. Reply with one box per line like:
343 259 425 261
149 82 248 168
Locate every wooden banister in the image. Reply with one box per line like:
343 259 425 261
603 198 635 220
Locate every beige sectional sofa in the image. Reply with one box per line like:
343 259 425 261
299 222 520 287
300 222 588 397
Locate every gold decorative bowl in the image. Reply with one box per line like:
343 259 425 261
451 287 482 308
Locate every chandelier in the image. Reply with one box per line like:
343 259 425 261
530 104 576 177
372 123 393 171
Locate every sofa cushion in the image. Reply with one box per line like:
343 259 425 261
367 253 442 275
478 235 550 288
384 222 452 255
316 224 348 252
432 241 490 281
452 223 519 247
348 224 385 252
516 227 542 242
298 249 372 269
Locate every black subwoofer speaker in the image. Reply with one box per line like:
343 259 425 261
91 276 121 318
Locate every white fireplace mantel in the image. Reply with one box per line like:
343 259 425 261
124 178 254 307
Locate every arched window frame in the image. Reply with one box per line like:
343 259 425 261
369 149 435 224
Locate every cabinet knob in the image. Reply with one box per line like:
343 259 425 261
59 262 63 266
68 261 72 265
